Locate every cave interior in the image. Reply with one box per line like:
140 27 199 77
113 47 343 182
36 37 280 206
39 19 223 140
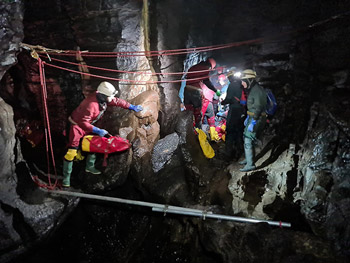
0 1 350 263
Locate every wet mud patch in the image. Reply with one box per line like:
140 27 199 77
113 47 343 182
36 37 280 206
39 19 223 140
242 171 267 209
264 196 313 232
15 162 47 204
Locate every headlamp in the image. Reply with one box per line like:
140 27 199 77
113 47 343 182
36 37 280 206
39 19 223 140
234 72 242 78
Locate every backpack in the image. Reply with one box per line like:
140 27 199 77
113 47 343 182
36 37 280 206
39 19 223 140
265 89 277 116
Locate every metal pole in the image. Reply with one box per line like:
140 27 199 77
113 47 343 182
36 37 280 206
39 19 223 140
47 190 291 228
48 190 204 213
152 207 291 228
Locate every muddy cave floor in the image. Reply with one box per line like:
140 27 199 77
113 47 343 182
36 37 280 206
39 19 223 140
20 133 287 218
14 135 331 263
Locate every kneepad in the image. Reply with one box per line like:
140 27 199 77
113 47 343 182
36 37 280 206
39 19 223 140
64 149 77 161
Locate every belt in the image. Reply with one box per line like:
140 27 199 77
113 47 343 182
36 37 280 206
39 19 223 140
68 116 78 125
247 111 267 117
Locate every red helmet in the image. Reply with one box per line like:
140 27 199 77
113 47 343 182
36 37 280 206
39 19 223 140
207 58 216 69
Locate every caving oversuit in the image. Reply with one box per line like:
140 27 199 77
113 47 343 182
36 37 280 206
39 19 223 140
221 76 246 160
62 90 131 187
240 71 267 172
183 59 221 141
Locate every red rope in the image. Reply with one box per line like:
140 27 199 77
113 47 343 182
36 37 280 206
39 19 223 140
42 61 58 186
40 43 251 58
34 10 350 59
37 38 264 58
43 61 211 84
33 58 59 190
42 56 215 76
40 37 264 57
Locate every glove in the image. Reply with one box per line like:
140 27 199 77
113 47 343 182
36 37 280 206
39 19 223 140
179 79 186 104
244 115 249 126
217 111 226 117
180 103 186 112
92 126 108 137
248 119 257 132
129 104 143 112
240 100 247 105
216 90 221 96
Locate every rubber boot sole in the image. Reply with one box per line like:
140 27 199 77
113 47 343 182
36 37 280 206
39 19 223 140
85 168 101 175
239 165 256 172
239 160 247 165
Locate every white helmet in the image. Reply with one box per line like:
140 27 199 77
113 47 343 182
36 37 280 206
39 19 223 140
241 69 257 79
97 81 118 97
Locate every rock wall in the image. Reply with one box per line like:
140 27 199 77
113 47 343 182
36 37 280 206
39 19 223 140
0 0 23 80
0 96 80 263
0 0 350 262
295 104 350 255
0 0 163 260
226 2 350 257
152 0 218 136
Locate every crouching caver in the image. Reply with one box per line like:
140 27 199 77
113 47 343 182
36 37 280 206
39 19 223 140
239 70 267 172
62 81 143 187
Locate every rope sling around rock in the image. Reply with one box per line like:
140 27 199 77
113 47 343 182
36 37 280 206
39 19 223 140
45 189 291 228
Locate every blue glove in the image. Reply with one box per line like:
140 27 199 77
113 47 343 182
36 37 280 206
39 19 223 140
179 79 186 102
240 100 247 105
129 104 143 112
216 90 221 96
244 115 249 126
92 126 108 137
248 119 257 132
217 111 226 117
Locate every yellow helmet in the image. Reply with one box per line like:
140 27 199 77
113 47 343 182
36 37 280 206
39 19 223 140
241 69 257 79
97 81 118 97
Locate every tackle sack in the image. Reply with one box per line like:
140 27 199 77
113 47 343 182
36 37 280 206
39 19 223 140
82 135 131 166
265 88 277 116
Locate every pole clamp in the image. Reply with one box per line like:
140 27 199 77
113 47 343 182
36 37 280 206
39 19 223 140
163 205 169 216
202 210 207 220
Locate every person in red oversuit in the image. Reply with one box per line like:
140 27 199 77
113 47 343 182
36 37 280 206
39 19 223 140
179 58 221 141
62 81 143 187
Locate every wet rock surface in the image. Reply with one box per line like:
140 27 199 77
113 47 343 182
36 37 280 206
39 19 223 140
0 0 23 80
295 104 350 255
0 0 350 262
0 99 79 263
152 132 179 173
200 221 341 263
